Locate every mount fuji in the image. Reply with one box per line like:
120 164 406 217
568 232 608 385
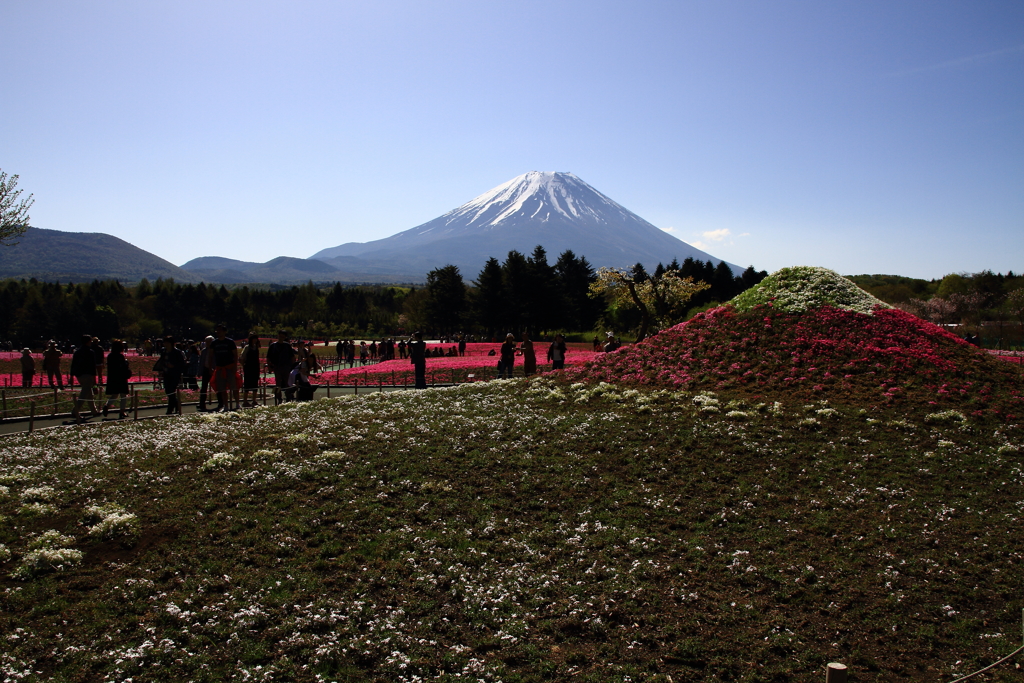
309 172 741 279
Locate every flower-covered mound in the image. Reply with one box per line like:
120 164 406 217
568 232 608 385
560 305 1024 419
730 266 891 314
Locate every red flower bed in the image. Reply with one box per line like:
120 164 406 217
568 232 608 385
559 305 1024 419
0 354 169 386
319 346 599 385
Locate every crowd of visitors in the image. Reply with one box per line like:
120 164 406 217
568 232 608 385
10 327 626 421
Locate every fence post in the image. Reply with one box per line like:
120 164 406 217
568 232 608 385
2 389 6 420
133 392 139 421
52 387 58 416
825 662 847 683
326 383 330 398
29 401 35 433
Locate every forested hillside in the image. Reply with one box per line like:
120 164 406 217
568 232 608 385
0 247 766 346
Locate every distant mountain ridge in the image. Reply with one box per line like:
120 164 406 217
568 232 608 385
0 227 201 284
178 255 413 285
310 171 741 276
2 174 741 285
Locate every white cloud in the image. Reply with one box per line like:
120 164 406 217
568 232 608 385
660 226 676 233
702 228 731 242
692 241 708 250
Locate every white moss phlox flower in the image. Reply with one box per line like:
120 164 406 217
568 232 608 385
730 266 891 315
20 485 56 503
201 452 238 472
84 503 139 541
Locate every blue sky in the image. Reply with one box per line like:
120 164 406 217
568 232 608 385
1 0 1021 280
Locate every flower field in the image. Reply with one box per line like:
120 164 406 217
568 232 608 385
1 379 1022 681
321 346 598 385
1 270 1022 681
0 353 163 387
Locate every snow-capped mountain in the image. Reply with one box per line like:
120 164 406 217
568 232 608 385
310 172 740 277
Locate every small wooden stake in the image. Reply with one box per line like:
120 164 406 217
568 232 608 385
825 662 847 683
29 401 35 433
2 389 6 420
52 387 58 416
133 392 139 421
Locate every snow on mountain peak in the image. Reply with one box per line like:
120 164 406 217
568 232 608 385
440 171 631 230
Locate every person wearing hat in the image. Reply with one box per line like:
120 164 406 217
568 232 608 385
409 331 427 389
43 340 64 388
20 348 35 387
498 333 516 379
603 332 620 353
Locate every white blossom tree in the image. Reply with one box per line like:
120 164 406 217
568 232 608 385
0 169 34 246
589 265 710 341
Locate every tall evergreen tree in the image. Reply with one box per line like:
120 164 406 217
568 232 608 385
473 257 505 337
554 250 599 332
711 261 736 302
501 250 529 333
424 265 467 334
525 245 558 333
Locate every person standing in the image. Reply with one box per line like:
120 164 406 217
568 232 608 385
521 332 537 376
162 336 187 415
198 336 214 411
548 334 567 370
208 324 238 412
409 331 427 389
70 335 98 423
240 333 262 407
20 348 35 387
497 333 516 379
184 341 200 391
458 334 467 357
93 337 105 387
102 339 132 419
43 341 63 388
266 330 296 406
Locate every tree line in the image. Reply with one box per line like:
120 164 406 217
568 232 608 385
0 246 767 347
